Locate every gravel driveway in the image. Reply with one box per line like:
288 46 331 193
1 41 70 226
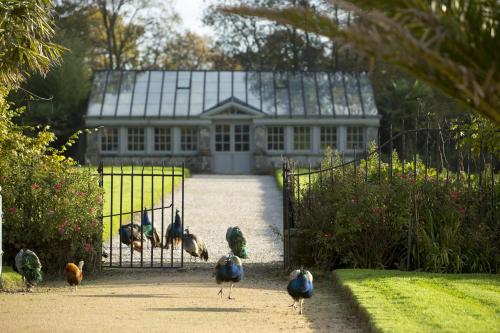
103 175 283 266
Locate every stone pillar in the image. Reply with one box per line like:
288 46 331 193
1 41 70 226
254 125 268 172
198 126 211 172
85 131 100 164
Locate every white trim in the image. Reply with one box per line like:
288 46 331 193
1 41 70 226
253 117 380 126
200 100 265 118
86 118 211 127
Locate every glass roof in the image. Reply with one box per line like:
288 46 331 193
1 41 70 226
87 70 379 118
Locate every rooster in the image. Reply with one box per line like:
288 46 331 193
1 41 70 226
226 226 248 259
164 209 183 249
13 249 43 292
183 228 208 261
287 267 314 315
141 209 161 248
119 223 142 251
65 261 84 292
215 254 243 299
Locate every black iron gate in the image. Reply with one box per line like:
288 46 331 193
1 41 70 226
98 162 185 268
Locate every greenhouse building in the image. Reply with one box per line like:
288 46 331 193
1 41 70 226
85 70 380 174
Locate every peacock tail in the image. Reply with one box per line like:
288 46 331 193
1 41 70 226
21 250 43 285
227 227 248 259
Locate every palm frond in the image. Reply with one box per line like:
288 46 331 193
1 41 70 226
223 0 500 124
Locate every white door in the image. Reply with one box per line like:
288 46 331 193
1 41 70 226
213 123 253 174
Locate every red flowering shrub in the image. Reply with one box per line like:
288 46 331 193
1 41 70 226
0 103 102 272
291 149 499 273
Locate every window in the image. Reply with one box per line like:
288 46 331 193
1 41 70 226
215 125 230 152
320 127 337 150
101 127 118 152
347 127 364 150
293 127 311 151
235 125 250 152
267 127 284 151
154 128 171 151
127 128 145 151
181 128 198 151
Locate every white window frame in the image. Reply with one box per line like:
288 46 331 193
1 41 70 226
320 127 337 151
100 127 119 153
267 126 285 152
215 124 231 152
153 127 172 152
127 127 145 152
346 126 365 150
180 127 198 152
293 126 311 151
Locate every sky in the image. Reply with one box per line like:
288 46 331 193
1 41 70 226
173 0 215 37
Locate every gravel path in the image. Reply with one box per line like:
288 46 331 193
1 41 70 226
0 266 365 333
103 175 283 266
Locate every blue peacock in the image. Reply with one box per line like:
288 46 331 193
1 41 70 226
287 267 314 315
226 226 248 259
118 209 160 251
164 209 183 249
214 254 243 299
13 249 43 292
119 223 142 251
140 208 161 248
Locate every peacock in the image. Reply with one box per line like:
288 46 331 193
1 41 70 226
226 226 248 259
214 254 243 299
119 223 142 251
141 209 161 248
164 209 183 249
13 249 43 292
287 267 314 315
183 228 208 261
65 261 84 292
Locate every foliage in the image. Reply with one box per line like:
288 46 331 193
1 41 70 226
336 269 500 333
224 0 500 124
206 0 348 71
0 0 64 90
159 32 226 70
288 146 499 273
8 3 94 157
0 266 24 291
0 101 103 272
91 0 179 69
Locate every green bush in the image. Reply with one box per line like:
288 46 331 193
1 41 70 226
0 99 102 273
292 148 499 273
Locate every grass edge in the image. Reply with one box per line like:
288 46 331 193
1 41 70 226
332 270 381 333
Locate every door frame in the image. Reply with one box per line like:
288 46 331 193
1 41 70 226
211 120 254 174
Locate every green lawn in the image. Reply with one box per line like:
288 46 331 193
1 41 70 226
0 266 23 290
335 269 500 333
275 168 318 191
85 166 190 240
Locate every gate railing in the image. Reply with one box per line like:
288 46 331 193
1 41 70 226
98 161 185 269
282 126 498 270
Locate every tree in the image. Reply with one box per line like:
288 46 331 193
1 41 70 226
225 0 500 124
158 32 228 70
0 0 64 91
204 0 342 71
92 0 179 69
